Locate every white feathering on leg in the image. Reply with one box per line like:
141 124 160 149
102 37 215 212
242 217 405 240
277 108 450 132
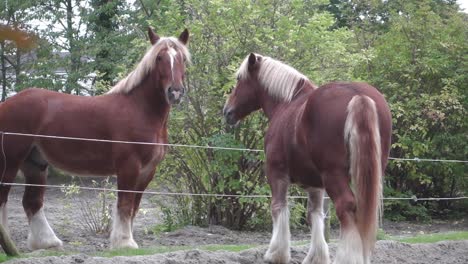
265 206 291 263
27 207 63 250
110 205 138 249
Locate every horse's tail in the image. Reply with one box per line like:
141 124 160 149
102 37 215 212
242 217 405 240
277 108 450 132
344 95 383 260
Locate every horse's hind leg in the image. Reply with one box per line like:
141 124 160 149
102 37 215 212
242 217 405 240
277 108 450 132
21 148 63 250
0 135 33 234
302 187 330 264
264 172 291 264
325 170 364 264
0 166 21 234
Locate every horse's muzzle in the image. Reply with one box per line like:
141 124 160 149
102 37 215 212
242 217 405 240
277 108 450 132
223 106 238 125
167 86 184 104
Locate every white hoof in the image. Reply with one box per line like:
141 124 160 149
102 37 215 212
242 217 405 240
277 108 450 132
110 210 138 249
334 225 365 264
302 247 330 264
27 233 63 251
27 208 63 250
110 237 138 249
264 248 291 264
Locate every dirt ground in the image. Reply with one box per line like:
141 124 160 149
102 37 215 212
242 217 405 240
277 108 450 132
3 180 468 263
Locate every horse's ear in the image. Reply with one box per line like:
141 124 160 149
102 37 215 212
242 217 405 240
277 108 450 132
178 29 189 45
148 27 160 45
248 53 257 67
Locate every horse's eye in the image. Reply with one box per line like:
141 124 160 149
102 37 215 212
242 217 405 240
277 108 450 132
157 55 162 61
236 75 240 81
183 56 187 62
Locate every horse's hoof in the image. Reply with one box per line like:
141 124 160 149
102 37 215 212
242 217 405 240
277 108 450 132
110 238 139 250
27 235 63 251
264 249 291 264
302 254 330 264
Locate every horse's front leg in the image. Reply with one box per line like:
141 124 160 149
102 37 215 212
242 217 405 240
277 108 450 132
302 187 330 264
110 160 140 249
264 169 291 264
131 169 155 224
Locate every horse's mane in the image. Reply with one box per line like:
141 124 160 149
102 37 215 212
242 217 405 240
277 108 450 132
236 54 313 102
107 37 190 94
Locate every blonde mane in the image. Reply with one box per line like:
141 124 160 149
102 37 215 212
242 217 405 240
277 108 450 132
107 37 190 94
236 54 312 102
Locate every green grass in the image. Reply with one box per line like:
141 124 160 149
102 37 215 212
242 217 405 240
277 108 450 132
0 249 75 263
0 255 15 263
395 231 468 244
97 243 258 258
97 246 189 258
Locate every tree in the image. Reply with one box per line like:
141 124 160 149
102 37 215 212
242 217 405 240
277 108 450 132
352 0 467 220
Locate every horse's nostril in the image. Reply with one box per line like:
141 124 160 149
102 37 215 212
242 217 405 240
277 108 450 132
224 109 233 118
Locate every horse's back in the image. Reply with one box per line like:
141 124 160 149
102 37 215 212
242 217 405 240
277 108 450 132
0 88 53 132
304 82 391 168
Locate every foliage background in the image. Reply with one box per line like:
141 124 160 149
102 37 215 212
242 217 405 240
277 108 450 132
1 0 466 229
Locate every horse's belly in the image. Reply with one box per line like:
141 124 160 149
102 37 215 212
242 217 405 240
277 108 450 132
36 141 114 176
289 151 323 187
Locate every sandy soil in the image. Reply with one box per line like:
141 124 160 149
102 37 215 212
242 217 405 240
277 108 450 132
3 180 468 263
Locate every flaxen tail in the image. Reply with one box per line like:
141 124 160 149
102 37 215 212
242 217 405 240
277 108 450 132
344 95 383 262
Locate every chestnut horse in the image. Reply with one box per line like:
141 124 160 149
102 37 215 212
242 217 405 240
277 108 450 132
0 28 190 250
224 53 391 264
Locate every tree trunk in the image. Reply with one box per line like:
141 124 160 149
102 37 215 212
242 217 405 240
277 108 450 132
15 47 21 87
65 0 80 94
1 42 7 101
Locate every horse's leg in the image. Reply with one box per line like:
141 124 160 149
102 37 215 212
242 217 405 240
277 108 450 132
21 149 63 250
264 175 290 264
0 166 20 234
131 169 155 223
302 187 330 264
0 136 33 233
325 170 364 264
110 161 139 249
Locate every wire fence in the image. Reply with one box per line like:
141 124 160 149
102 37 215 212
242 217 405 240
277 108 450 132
0 131 466 202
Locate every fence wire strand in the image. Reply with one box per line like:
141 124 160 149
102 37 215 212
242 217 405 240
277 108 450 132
1 182 467 201
1 131 467 163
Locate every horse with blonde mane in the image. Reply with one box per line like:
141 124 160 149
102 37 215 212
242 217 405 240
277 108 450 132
224 53 392 264
0 28 190 250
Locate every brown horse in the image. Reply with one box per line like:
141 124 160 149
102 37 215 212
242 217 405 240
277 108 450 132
224 53 391 264
0 28 190 250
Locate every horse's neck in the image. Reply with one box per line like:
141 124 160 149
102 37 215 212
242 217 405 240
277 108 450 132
260 81 315 120
128 78 170 122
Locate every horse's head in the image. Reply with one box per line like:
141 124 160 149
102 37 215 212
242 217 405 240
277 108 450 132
223 53 263 125
148 27 190 104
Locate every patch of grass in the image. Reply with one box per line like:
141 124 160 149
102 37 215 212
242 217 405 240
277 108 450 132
394 231 468 244
0 254 16 263
377 228 391 241
97 244 257 258
0 250 73 263
200 244 255 252
97 246 190 258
